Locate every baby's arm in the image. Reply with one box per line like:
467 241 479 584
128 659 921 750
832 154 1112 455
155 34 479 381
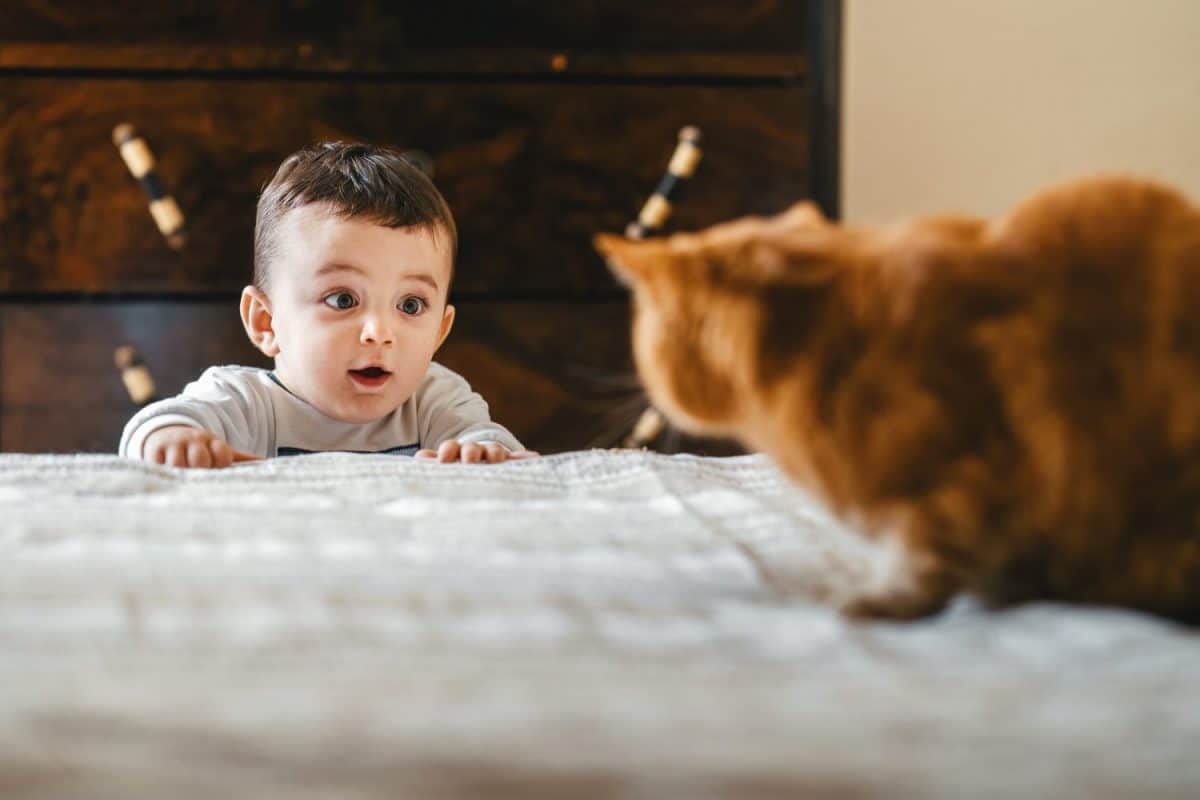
142 425 260 468
119 367 268 468
414 366 538 464
415 438 539 464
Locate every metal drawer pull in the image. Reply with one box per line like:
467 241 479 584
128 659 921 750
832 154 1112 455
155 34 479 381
114 345 157 406
112 123 187 251
621 126 703 449
625 126 703 241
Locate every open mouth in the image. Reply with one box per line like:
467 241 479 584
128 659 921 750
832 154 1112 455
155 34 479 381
349 366 392 388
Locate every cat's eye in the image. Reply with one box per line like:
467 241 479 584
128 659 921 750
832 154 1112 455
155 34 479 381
400 296 426 315
322 291 357 310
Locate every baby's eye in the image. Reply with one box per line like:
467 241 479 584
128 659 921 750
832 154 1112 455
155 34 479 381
323 292 357 310
400 296 426 315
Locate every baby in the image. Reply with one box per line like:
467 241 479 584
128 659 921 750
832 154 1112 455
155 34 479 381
120 142 537 468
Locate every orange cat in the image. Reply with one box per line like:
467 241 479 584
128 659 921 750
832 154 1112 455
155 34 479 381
595 176 1200 622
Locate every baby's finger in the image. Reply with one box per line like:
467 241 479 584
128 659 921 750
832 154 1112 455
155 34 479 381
230 448 261 463
508 450 541 460
414 449 437 460
437 440 461 463
461 442 483 464
188 440 213 469
483 443 507 463
208 438 234 468
165 443 188 468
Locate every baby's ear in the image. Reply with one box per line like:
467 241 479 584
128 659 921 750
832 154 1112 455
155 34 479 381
240 285 279 357
594 233 665 288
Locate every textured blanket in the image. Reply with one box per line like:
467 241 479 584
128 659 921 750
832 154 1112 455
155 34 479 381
1 451 1197 798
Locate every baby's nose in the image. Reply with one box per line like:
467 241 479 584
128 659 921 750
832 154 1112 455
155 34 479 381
360 316 395 345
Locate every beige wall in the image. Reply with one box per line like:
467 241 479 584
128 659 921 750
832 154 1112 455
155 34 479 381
842 0 1200 223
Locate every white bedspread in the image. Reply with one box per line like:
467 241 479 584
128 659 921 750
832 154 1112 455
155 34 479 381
1 451 1197 798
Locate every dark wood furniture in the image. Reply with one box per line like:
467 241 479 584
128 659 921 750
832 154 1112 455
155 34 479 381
0 1 840 454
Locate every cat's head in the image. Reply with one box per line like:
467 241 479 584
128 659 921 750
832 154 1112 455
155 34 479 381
594 201 844 440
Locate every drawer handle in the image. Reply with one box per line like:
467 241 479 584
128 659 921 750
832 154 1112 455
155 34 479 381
112 123 187 251
114 345 157 406
625 125 703 241
620 126 703 449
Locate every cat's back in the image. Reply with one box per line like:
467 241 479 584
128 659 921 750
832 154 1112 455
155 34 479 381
969 175 1200 394
963 176 1200 526
985 175 1200 278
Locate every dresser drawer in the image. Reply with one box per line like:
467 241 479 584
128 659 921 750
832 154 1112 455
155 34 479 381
3 2 808 61
0 79 810 296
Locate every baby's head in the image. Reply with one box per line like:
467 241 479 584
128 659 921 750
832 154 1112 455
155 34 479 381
242 142 458 423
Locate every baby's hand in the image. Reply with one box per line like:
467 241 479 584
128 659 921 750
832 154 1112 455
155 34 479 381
142 425 261 469
414 440 540 464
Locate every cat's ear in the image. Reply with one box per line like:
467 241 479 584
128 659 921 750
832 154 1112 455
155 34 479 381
777 200 827 229
594 233 664 287
732 230 844 287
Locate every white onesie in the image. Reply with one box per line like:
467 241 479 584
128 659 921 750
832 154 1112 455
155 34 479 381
119 362 522 459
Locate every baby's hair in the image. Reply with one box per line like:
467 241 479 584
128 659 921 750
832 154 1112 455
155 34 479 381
254 142 456 292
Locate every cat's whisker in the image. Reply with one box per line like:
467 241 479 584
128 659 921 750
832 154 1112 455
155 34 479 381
588 395 658 448
563 363 647 394
658 423 682 454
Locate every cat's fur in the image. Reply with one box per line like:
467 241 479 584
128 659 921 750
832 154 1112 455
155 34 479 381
595 176 1200 621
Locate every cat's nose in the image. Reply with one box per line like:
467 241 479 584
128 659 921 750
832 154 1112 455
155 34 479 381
593 233 619 261
595 233 637 287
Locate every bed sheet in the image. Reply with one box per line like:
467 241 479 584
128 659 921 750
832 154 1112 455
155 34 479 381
0 450 1197 798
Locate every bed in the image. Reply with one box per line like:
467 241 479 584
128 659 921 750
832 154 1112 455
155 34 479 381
1 450 1197 798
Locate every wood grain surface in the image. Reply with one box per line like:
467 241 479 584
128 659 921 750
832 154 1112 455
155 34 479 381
1 1 807 57
0 80 809 294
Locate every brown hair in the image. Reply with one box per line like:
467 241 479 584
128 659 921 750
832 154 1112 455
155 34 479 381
253 141 456 291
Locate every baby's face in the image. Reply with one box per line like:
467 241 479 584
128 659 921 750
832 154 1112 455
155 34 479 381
264 203 455 423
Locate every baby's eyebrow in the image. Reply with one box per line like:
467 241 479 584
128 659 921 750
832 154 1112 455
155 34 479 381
403 273 440 291
314 263 439 291
315 262 366 277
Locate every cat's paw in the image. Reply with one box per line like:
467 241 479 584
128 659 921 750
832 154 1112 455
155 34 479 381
838 589 951 622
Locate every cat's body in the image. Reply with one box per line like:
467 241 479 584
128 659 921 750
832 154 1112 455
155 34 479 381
596 176 1200 621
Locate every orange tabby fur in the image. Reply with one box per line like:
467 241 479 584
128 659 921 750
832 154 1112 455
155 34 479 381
595 176 1200 621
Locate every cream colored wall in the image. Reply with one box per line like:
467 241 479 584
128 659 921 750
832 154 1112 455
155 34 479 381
842 0 1200 223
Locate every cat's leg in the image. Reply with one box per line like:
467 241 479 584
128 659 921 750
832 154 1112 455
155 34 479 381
1088 536 1200 623
838 458 1009 620
839 535 963 621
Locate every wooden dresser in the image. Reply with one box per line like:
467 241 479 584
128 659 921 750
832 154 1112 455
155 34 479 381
0 1 839 454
